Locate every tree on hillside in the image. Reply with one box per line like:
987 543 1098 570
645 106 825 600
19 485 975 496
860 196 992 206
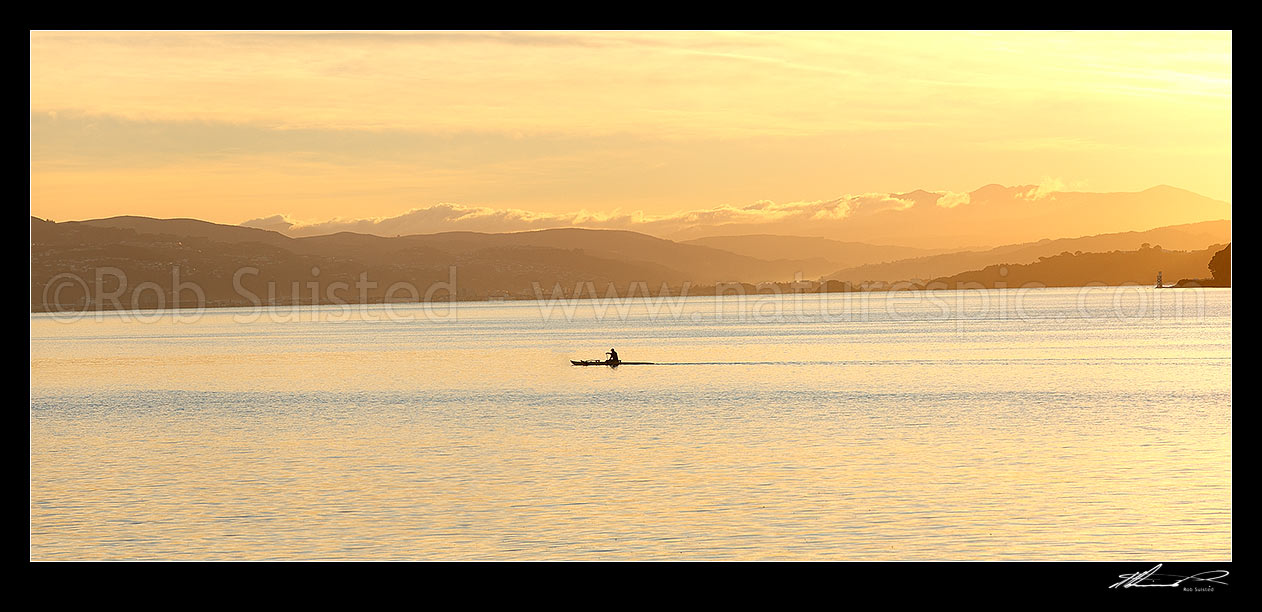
1209 243 1231 285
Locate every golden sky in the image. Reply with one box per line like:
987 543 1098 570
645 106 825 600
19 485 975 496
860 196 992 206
30 30 1232 236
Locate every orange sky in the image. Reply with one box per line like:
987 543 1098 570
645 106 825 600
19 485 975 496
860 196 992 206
30 30 1231 236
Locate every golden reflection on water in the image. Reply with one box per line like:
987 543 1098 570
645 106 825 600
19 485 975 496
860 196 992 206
31 289 1231 559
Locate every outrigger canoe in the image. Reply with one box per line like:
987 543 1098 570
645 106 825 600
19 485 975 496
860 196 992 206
570 359 654 366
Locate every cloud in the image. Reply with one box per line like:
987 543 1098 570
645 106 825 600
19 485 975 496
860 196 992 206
242 192 932 238
239 214 294 232
843 193 916 215
936 191 971 208
245 204 615 237
1018 177 1068 201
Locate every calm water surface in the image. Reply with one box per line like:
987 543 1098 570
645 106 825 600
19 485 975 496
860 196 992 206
30 288 1232 560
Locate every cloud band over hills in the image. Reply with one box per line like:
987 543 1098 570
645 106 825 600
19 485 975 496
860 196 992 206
241 183 1229 249
243 191 959 241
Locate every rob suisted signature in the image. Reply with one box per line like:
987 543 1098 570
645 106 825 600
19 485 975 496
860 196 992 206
1109 564 1229 589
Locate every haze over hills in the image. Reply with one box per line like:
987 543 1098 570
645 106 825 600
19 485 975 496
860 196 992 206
681 235 951 279
238 184 1232 251
31 184 1233 311
33 206 1232 311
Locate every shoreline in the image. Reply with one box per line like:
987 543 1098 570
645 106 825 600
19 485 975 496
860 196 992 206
30 282 1231 315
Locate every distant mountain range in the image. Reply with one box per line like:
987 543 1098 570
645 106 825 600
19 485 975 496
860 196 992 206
31 213 1232 311
681 235 951 279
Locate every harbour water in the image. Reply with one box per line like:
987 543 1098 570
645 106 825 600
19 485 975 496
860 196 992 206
30 288 1232 560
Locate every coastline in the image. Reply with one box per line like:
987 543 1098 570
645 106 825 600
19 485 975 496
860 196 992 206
30 281 1231 315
